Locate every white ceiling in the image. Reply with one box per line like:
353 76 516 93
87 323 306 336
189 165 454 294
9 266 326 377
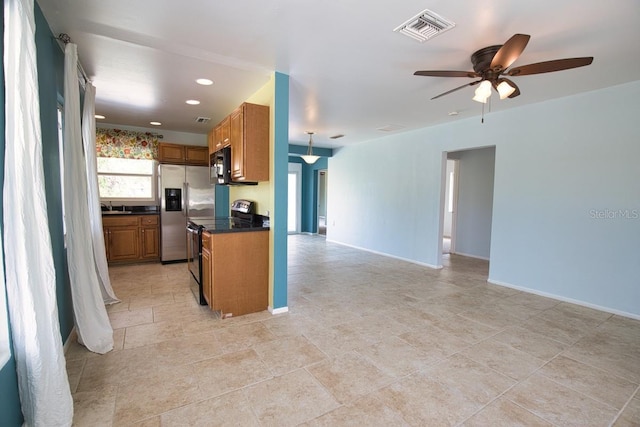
37 0 640 148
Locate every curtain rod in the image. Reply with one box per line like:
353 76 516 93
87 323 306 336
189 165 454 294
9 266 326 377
55 33 90 86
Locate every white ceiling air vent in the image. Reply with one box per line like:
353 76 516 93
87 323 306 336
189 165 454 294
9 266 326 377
195 117 211 124
393 9 455 43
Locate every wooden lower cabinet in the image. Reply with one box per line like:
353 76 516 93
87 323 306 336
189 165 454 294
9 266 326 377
201 232 212 306
202 230 268 317
103 215 160 264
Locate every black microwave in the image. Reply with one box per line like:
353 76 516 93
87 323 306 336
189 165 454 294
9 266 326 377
210 146 256 186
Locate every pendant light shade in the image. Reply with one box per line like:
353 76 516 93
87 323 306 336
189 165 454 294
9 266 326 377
301 131 320 164
472 80 492 103
497 79 516 99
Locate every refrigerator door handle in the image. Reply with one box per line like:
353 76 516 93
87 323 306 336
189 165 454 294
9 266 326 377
183 182 189 217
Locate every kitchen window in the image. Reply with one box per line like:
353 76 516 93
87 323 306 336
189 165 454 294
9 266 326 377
97 157 156 202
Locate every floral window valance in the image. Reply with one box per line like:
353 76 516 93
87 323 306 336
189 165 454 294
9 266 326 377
96 128 159 160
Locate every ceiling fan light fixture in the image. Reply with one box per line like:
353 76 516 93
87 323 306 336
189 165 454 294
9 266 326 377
472 80 492 103
497 80 516 99
301 132 320 164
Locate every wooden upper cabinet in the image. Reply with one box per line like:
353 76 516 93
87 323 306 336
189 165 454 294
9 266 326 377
185 146 208 166
158 143 186 164
229 103 269 182
158 142 208 166
213 116 231 153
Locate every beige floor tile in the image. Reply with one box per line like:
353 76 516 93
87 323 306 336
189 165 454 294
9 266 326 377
245 369 339 426
66 358 85 394
68 236 640 426
398 326 470 363
127 291 175 310
123 320 184 349
108 307 153 329
193 348 272 399
72 385 117 427
253 335 326 376
462 397 553 426
426 354 516 405
538 355 638 409
160 390 259 426
428 315 499 344
506 373 619 426
309 394 408 426
492 326 568 360
214 322 277 353
113 364 199 425
564 332 640 383
374 370 485 426
613 393 640 426
356 335 433 377
461 339 546 380
307 351 395 403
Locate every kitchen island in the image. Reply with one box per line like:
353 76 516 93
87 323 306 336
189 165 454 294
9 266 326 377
201 223 269 318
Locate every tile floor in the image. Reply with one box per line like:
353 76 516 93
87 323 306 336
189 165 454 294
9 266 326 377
66 235 640 426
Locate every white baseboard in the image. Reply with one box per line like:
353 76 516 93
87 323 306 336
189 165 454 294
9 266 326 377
326 239 442 269
488 279 640 320
269 306 289 315
63 327 77 355
451 251 490 261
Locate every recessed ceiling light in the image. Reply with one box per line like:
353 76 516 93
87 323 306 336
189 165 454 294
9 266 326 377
196 78 213 86
150 121 162 126
95 114 105 120
186 99 200 105
448 111 459 116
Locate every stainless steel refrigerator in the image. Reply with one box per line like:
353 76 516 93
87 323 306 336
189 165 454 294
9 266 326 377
159 164 215 262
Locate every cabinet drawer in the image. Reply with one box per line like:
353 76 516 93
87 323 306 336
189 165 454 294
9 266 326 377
102 216 139 227
139 215 159 226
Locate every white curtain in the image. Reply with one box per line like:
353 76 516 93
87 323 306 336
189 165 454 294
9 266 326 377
81 82 119 305
63 43 114 354
3 0 73 425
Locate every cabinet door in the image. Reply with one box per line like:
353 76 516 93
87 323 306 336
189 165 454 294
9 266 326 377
158 143 186 164
202 245 212 306
140 226 160 259
185 146 208 166
107 227 140 261
230 107 244 179
207 129 215 155
215 117 230 152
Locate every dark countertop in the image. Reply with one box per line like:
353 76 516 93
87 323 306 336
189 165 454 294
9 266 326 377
101 206 160 216
195 217 270 234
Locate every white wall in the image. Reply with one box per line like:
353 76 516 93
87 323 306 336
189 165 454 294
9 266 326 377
454 147 495 259
327 81 640 317
98 123 207 146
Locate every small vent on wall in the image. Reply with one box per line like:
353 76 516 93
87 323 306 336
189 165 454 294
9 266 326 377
393 9 455 43
330 134 345 139
195 117 211 124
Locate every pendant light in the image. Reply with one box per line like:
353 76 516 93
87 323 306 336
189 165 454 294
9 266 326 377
300 131 320 164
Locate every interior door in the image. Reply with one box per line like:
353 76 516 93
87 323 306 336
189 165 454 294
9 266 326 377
317 170 327 235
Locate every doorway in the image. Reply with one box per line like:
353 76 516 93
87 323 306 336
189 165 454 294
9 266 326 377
317 170 327 235
439 147 495 265
442 159 459 255
288 163 302 234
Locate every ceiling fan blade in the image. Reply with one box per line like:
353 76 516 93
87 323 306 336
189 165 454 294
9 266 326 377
490 34 531 71
414 70 479 78
431 80 481 100
506 57 594 76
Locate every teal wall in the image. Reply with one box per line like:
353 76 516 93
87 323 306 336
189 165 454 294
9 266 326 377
272 72 289 309
288 156 328 233
34 2 73 339
0 3 25 426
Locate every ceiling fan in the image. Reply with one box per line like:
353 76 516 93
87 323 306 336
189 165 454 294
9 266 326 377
414 34 593 103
